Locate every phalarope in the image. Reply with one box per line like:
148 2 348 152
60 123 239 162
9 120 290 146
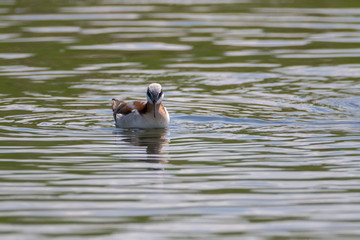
112 83 170 128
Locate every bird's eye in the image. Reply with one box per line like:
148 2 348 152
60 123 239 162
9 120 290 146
147 89 151 97
158 90 163 97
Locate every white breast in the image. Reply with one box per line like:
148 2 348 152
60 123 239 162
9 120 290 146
115 108 170 129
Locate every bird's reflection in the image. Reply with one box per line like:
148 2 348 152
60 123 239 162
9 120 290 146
114 128 169 164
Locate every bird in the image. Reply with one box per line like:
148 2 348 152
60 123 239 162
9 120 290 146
112 83 170 128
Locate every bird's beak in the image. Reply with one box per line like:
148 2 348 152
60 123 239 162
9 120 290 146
153 101 156 118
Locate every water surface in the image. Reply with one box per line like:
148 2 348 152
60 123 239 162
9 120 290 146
0 0 360 239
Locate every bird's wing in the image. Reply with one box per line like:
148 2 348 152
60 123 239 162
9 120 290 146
112 99 147 119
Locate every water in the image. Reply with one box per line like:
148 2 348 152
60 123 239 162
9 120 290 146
1 0 360 239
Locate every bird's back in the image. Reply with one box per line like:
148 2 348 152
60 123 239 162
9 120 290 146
112 99 169 128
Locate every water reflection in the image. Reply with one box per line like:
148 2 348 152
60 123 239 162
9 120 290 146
114 128 169 163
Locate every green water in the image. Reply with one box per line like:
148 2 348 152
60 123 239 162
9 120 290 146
0 0 360 239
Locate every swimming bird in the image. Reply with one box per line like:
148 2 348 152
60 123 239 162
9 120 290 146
112 83 170 128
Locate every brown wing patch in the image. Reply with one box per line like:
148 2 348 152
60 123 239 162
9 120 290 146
112 99 147 120
133 101 147 114
112 99 132 115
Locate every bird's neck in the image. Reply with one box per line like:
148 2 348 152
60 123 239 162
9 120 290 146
146 101 161 112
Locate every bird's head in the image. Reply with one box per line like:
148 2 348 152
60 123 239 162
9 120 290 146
146 83 164 105
146 83 164 118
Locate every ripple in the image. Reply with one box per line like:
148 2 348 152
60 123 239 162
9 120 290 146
23 26 81 33
174 114 279 125
0 8 8 14
0 22 15 28
255 7 360 15
0 33 19 40
0 13 139 21
102 0 249 4
215 39 309 47
274 48 360 58
82 27 184 34
0 36 75 43
112 32 186 38
166 63 280 68
69 42 192 51
179 37 214 42
317 97 360 115
0 53 33 59
99 69 170 75
0 104 60 112
75 62 141 71
170 71 278 83
0 65 48 72
60 6 155 13
224 50 268 56
0 70 87 76
90 20 212 27
274 64 360 78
